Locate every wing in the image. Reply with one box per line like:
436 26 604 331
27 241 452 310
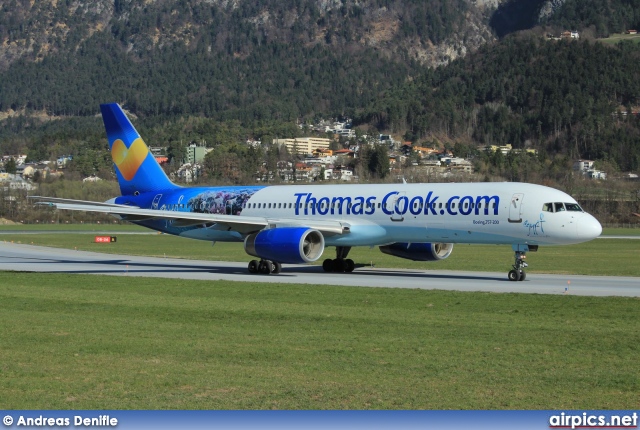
31 197 350 236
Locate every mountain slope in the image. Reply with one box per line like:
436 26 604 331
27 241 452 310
0 0 497 120
362 36 640 171
490 0 640 37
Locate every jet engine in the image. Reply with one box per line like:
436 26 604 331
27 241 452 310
244 227 325 264
379 242 453 261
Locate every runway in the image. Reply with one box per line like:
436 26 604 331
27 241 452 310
0 242 638 297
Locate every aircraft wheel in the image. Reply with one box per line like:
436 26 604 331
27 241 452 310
333 258 347 272
248 260 258 273
272 262 282 274
508 270 520 282
345 259 355 273
259 260 271 274
322 259 334 272
519 270 526 281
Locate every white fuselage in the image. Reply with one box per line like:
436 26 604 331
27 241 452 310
175 182 601 247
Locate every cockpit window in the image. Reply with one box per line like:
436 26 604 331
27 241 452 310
565 203 583 212
542 202 583 213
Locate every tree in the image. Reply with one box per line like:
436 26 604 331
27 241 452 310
4 158 16 174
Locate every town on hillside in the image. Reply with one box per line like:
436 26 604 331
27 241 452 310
0 114 625 189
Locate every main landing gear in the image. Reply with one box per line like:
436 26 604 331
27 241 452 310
508 251 527 282
322 246 355 273
248 259 282 275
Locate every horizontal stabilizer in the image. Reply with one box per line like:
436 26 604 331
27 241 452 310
30 196 139 208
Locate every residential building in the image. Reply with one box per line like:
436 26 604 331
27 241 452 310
482 144 513 155
573 160 595 172
561 30 579 39
274 137 331 155
185 144 213 165
574 159 606 180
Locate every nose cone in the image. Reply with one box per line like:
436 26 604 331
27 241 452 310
576 214 602 241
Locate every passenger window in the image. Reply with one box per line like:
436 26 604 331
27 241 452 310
542 203 553 212
554 202 565 212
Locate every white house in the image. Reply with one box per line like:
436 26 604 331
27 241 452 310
573 160 595 172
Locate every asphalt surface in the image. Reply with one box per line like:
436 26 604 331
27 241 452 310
0 242 638 297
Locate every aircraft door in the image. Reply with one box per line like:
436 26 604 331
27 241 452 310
390 191 406 222
226 201 233 215
152 194 163 209
508 193 524 223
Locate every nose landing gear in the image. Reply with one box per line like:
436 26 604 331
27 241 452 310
508 250 528 281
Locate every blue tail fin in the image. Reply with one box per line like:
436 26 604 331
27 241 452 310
100 103 179 196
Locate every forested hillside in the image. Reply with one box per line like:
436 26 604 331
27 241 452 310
491 0 640 38
0 0 639 180
362 36 640 172
542 0 640 37
0 0 492 120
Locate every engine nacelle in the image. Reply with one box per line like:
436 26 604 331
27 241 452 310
244 227 325 264
379 242 453 261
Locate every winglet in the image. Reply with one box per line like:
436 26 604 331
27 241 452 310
100 103 179 196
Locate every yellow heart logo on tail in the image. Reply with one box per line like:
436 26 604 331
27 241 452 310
111 138 149 181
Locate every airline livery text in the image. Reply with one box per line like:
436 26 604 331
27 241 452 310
293 191 500 217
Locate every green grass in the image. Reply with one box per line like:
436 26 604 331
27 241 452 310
601 227 640 236
0 223 148 232
0 272 638 409
2 232 639 277
599 33 640 44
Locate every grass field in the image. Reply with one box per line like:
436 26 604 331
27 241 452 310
0 272 638 409
1 226 638 409
0 223 147 232
600 33 640 44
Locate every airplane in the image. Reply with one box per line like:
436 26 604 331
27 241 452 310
32 103 603 281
